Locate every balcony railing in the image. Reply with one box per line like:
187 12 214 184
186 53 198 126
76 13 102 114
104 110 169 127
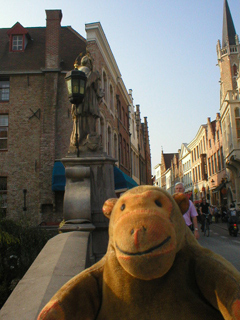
221 45 238 56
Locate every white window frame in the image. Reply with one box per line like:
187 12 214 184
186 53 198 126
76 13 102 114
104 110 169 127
12 35 23 51
0 79 10 101
0 114 8 150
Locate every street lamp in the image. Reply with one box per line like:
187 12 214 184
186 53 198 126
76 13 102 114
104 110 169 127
65 67 87 156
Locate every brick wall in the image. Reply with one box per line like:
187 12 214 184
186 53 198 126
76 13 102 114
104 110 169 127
220 54 238 100
0 74 44 222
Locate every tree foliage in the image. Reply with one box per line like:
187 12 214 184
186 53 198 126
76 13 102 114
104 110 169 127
0 217 56 308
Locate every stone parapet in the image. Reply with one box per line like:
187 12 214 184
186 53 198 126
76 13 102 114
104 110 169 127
0 231 91 320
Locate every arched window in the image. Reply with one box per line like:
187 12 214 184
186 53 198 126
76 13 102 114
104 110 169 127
122 107 124 124
114 133 118 160
127 143 129 168
110 84 114 112
125 112 128 130
102 71 107 101
235 107 240 138
233 64 238 77
132 152 135 176
123 139 126 166
100 116 105 151
119 134 122 164
107 125 112 156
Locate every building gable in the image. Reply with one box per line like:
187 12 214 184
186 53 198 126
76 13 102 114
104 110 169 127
7 22 29 36
180 143 190 158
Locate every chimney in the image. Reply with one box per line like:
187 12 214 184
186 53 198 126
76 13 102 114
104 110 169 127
45 10 62 69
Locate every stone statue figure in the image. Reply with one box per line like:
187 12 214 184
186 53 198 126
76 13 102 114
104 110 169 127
69 53 104 154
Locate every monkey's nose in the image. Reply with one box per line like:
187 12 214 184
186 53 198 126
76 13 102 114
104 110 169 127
131 226 147 249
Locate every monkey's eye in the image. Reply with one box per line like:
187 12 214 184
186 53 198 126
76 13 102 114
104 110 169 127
120 204 126 211
155 200 162 207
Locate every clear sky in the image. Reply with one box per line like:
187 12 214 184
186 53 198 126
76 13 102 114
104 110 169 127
1 0 240 174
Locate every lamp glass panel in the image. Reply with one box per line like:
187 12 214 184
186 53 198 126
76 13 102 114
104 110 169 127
80 80 85 95
66 79 72 95
72 79 79 94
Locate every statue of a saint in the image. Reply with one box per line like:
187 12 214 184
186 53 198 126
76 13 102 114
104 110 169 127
69 53 104 154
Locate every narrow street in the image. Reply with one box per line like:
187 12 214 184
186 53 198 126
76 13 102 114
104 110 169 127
198 222 240 271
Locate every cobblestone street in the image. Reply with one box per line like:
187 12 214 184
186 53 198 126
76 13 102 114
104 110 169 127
198 222 240 271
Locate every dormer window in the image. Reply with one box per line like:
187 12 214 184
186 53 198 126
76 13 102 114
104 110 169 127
7 22 30 53
12 35 23 51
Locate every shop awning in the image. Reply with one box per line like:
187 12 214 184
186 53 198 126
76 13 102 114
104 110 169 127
52 164 137 192
212 182 225 194
52 161 66 191
114 166 138 190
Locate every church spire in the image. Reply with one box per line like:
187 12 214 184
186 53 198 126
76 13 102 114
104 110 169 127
222 0 236 48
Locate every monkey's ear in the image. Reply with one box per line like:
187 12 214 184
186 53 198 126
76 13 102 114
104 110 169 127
102 198 118 219
173 193 189 215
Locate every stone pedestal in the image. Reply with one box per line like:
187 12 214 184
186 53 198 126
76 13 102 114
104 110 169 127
60 153 116 262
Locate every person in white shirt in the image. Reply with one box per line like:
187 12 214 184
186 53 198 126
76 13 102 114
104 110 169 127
175 182 199 240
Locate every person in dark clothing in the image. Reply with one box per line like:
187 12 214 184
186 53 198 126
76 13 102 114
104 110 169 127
200 198 211 231
228 203 238 224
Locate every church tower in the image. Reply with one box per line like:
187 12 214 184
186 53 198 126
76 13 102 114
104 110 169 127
216 0 239 103
217 0 240 207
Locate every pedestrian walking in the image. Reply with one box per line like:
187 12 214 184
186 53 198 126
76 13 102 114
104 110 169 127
174 182 199 240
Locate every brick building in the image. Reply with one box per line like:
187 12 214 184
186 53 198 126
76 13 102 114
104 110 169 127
85 22 152 193
157 113 227 206
135 105 150 185
0 10 152 223
206 115 226 206
0 10 86 223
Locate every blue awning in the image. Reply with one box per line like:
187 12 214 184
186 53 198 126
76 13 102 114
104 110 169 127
51 163 137 192
52 161 66 191
114 166 138 190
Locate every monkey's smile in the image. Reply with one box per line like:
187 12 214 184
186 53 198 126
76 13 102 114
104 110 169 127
116 236 171 256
